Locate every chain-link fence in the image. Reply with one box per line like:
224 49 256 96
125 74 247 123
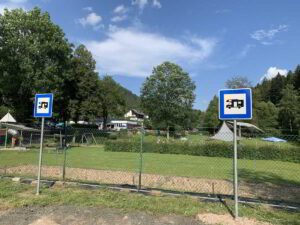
0 125 299 206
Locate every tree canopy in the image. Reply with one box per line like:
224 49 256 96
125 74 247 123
141 62 196 137
0 8 72 122
225 76 252 89
203 67 300 135
0 8 128 124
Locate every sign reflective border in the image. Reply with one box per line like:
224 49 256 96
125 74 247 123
219 88 252 120
34 93 53 118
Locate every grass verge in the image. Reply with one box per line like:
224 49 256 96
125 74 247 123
0 179 299 225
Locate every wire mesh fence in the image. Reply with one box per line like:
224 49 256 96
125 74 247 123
0 126 299 205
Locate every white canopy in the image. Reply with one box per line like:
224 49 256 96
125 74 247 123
227 121 264 133
0 112 16 123
211 121 263 142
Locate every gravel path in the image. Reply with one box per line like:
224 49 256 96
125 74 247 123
2 165 299 202
0 206 204 225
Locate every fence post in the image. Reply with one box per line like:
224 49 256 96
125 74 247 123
138 125 144 190
20 130 23 147
29 133 33 147
62 120 67 181
4 127 8 149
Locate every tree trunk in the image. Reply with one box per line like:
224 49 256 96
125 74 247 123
102 109 108 131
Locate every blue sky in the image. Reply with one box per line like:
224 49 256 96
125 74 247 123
1 0 300 110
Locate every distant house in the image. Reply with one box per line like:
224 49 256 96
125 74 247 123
124 109 148 121
106 120 139 131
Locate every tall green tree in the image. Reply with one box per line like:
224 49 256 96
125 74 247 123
269 74 285 105
68 45 99 122
293 65 300 91
252 101 278 130
0 8 72 122
98 76 126 129
225 76 252 89
203 96 219 134
141 62 196 139
255 78 272 102
278 84 300 134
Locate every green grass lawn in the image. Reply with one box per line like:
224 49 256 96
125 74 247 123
0 146 299 186
0 179 299 225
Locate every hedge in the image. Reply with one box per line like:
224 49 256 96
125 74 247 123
104 140 300 163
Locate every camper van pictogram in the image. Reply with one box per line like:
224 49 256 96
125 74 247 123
38 101 48 109
226 99 244 109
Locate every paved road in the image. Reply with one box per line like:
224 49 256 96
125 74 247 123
0 206 205 225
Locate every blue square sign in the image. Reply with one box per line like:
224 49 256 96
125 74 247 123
219 88 252 120
34 93 53 118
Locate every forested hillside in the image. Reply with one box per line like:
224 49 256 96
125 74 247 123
203 65 300 134
118 86 141 111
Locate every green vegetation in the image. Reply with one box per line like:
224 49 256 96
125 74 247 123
203 69 300 135
0 179 299 225
104 136 300 163
0 8 137 123
141 62 196 138
0 147 299 184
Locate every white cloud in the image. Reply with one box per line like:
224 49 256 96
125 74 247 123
132 0 148 10
111 15 127 23
7 0 27 3
132 0 161 11
79 12 102 27
261 67 288 81
112 5 128 23
114 5 128 14
153 0 161 8
0 0 27 14
238 44 255 58
251 25 288 44
84 28 217 77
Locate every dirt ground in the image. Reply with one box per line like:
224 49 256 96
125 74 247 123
197 213 272 225
0 206 204 225
2 165 299 202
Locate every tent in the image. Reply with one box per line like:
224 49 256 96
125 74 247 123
211 122 241 142
211 121 263 142
0 112 16 123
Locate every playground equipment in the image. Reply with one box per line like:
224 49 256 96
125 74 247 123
81 133 97 145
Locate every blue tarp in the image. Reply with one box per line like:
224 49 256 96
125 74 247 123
262 137 287 143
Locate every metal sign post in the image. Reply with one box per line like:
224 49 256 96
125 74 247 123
34 93 53 195
219 88 252 219
36 117 45 195
138 123 144 191
233 120 238 218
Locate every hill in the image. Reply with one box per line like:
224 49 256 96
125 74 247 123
118 86 141 111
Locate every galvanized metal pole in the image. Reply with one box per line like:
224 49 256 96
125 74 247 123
36 117 45 195
20 130 23 147
29 133 33 147
4 128 8 149
62 120 67 181
233 120 239 218
138 124 144 190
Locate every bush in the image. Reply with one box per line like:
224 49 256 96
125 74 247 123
104 139 300 163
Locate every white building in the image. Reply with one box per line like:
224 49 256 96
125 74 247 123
124 109 148 121
106 120 139 131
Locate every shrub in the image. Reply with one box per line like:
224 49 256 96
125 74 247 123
104 139 300 163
